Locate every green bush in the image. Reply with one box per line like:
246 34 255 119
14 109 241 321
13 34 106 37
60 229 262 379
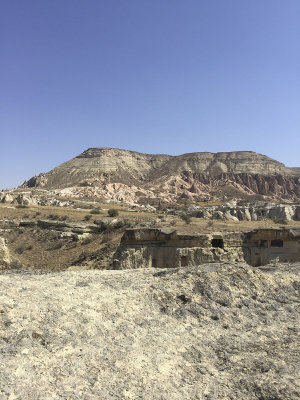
180 214 191 224
81 237 93 245
79 181 93 187
90 208 101 214
48 241 64 251
16 245 26 254
108 209 119 217
48 214 59 220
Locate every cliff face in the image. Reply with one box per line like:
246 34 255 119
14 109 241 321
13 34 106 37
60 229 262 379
22 148 300 203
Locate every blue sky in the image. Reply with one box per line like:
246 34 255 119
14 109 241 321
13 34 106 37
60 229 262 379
1 0 299 189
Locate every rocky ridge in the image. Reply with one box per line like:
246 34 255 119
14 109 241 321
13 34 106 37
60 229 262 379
182 202 300 222
21 148 300 203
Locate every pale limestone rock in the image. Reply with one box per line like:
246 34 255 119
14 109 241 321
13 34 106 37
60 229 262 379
0 237 10 266
223 211 239 221
1 193 14 203
13 194 38 206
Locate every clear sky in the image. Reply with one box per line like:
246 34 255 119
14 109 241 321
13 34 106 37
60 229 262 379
1 0 299 189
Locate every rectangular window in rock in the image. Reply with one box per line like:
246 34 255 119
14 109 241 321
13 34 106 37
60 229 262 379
270 240 283 247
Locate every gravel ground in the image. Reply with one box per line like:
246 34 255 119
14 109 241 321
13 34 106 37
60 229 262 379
0 263 299 400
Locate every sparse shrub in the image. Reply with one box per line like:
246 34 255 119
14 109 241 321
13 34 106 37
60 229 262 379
207 220 214 227
16 204 28 208
16 245 26 254
65 242 77 250
48 214 59 220
81 237 93 245
49 241 64 250
180 214 191 224
76 251 89 263
35 211 41 216
9 260 23 269
60 215 68 221
48 231 60 240
114 220 125 229
23 214 30 219
158 215 164 220
170 219 176 226
122 219 130 227
83 214 92 221
100 222 114 233
272 217 288 225
79 181 93 187
108 209 119 217
90 208 101 214
26 245 33 250
94 219 127 233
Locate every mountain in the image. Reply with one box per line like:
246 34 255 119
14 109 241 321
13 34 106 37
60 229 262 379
22 148 300 203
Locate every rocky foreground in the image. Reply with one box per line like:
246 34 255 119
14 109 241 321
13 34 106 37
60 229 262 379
0 263 299 400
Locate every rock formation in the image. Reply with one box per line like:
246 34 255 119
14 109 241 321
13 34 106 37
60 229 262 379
113 227 300 269
0 264 299 399
184 202 300 222
21 148 300 203
0 237 10 267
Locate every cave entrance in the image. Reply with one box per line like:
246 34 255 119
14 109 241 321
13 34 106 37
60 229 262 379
152 258 157 268
211 238 224 249
181 256 188 267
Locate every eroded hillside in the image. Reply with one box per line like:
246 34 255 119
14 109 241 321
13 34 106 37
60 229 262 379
21 148 300 203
